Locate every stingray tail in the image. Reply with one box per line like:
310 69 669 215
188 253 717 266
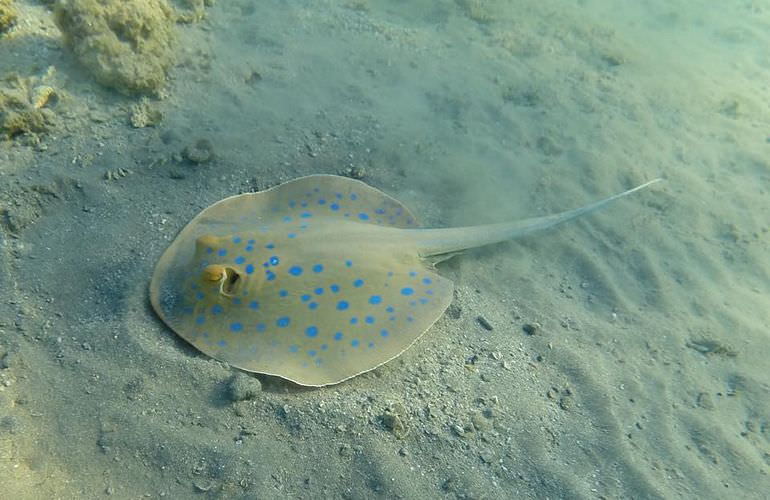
414 178 662 258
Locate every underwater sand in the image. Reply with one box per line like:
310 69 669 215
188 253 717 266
1 0 768 498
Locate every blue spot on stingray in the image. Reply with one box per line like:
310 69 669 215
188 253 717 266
358 212 369 220
232 298 241 305
289 200 296 208
426 289 434 295
289 265 303 276
318 199 326 205
334 332 343 341
423 277 433 285
307 350 317 357
420 298 429 304
330 284 340 293
287 233 296 239
305 326 318 338
289 345 299 353
308 302 318 310
335 193 343 199
312 263 324 273
320 344 328 351
266 270 276 281
380 329 389 337
245 264 255 274
230 322 243 332
279 289 288 297
195 291 205 300
256 323 266 332
248 239 255 245
283 216 292 222
345 260 353 267
206 247 213 254
265 243 275 249
233 236 242 244
350 317 358 325
353 279 364 287
217 248 227 257
386 306 394 313
368 342 375 348
351 339 360 347
195 315 205 325
248 300 259 310
245 245 254 252
337 300 349 310
212 304 223 315
369 295 382 305
301 294 311 302
409 271 417 277
365 315 375 324
375 208 385 214
350 193 358 200
387 271 394 277
277 317 290 327
269 256 280 266
330 203 340 211
314 287 324 295
401 287 414 296
301 211 312 218
217 340 227 347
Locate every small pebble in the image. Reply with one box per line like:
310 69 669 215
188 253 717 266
446 303 462 319
479 449 495 464
183 138 214 164
522 322 540 335
227 373 262 401
476 316 493 331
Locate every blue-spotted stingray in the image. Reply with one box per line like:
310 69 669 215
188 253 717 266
150 174 660 386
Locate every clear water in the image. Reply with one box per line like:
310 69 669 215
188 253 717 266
0 0 768 498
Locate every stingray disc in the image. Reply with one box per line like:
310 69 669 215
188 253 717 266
150 175 454 386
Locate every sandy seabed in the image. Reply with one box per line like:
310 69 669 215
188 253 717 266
0 0 768 498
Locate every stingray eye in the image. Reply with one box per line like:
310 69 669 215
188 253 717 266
202 264 226 282
202 265 241 296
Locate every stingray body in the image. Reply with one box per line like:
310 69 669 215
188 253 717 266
150 175 659 386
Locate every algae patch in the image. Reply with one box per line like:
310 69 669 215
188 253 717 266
0 0 16 34
54 0 176 95
0 70 59 139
